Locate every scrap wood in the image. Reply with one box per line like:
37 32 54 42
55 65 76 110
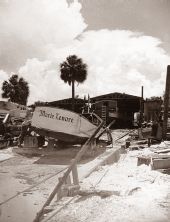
156 154 170 159
151 158 170 170
131 139 148 145
138 154 170 160
114 129 135 143
137 153 170 167
96 119 116 141
154 148 170 154
78 189 117 198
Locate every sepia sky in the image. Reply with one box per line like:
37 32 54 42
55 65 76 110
80 0 170 52
0 0 170 104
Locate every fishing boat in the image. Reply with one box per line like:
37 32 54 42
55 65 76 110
31 106 105 144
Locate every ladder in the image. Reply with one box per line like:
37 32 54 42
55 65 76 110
101 105 107 125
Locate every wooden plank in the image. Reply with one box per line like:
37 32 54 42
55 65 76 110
96 119 115 141
71 159 79 185
137 156 151 166
138 154 170 166
152 158 170 170
154 149 170 154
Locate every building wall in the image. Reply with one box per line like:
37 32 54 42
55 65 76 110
144 99 163 122
92 93 141 127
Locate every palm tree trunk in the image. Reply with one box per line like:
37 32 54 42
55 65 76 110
72 79 75 111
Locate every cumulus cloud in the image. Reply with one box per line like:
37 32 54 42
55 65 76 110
19 58 72 103
18 30 170 104
0 0 86 71
0 1 170 105
71 30 170 98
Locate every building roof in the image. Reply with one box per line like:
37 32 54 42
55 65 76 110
40 92 141 107
47 98 85 105
91 92 141 100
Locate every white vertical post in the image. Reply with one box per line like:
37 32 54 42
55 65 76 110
71 159 79 185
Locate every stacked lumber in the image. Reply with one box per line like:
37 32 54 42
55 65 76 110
137 148 170 170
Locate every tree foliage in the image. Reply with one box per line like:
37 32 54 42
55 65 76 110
146 96 162 101
1 74 29 105
60 55 87 86
60 55 87 110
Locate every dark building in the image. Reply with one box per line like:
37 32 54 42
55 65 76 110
144 97 163 122
91 92 141 127
46 98 85 114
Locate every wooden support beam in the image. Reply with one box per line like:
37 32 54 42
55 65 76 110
140 86 144 123
96 119 115 141
163 65 170 139
71 159 79 185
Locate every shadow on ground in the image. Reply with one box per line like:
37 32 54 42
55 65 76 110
33 155 94 165
13 145 107 165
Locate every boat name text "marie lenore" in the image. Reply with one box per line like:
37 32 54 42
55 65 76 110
39 110 74 123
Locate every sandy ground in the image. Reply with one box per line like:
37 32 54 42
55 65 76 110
0 147 14 162
0 148 68 222
47 146 170 222
0 130 170 222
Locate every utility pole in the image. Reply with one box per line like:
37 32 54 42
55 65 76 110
140 86 144 124
163 65 170 139
72 79 75 111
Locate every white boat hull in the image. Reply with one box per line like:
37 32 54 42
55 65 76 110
31 106 98 143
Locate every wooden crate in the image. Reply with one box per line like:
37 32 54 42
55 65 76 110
24 136 38 148
152 158 170 170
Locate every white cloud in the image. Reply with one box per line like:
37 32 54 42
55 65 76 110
0 0 86 71
19 58 72 104
18 29 170 104
66 30 170 99
0 1 170 104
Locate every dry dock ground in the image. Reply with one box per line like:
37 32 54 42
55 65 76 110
0 130 170 222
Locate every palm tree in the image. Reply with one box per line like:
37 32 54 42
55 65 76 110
1 74 29 105
60 55 87 111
